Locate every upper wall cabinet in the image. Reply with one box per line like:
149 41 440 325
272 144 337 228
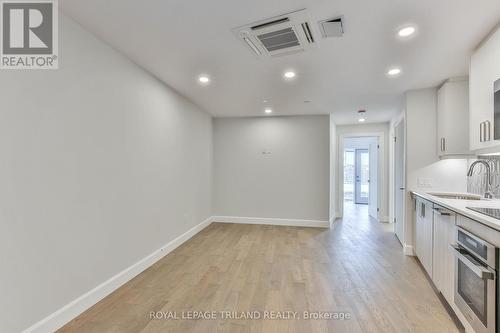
470 25 500 152
437 78 471 157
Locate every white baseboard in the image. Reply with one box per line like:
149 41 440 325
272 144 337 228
403 244 415 256
212 216 329 228
22 217 213 333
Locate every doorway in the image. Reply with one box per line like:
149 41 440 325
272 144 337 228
342 137 379 220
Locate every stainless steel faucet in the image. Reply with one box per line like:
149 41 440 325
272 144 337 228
467 160 494 199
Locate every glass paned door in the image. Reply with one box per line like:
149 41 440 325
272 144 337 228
355 149 369 204
343 150 355 201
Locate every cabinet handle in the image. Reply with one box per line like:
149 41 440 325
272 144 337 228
480 122 485 142
485 120 491 142
433 207 451 216
440 138 446 152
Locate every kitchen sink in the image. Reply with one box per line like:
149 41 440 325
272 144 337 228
428 193 484 200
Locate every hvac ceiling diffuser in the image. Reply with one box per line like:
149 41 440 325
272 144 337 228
233 9 316 58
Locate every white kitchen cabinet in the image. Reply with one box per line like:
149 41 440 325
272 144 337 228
432 205 456 305
469 25 500 151
437 78 471 156
415 197 433 277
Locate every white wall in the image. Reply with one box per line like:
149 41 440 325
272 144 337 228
0 15 213 333
335 123 391 221
404 88 469 250
213 115 330 222
344 136 378 149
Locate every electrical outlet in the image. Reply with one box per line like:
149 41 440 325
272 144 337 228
417 178 433 188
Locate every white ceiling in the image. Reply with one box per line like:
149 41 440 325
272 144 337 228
60 0 500 124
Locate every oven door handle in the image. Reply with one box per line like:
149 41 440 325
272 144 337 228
449 244 496 280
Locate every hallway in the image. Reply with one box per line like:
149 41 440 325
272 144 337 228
60 211 460 333
342 201 371 222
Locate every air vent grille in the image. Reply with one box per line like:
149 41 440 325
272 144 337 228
301 22 314 43
257 27 300 52
319 16 344 38
251 18 290 30
233 9 316 58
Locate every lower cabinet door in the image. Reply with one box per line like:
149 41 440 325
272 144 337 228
416 198 433 276
415 199 425 262
432 206 456 305
422 205 434 277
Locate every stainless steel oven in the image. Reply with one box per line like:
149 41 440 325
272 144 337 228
450 227 498 333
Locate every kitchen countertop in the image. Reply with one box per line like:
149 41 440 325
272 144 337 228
411 190 500 231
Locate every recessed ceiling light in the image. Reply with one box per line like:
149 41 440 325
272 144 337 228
387 68 402 77
284 71 296 79
398 26 416 38
264 108 273 114
198 75 210 84
358 118 366 122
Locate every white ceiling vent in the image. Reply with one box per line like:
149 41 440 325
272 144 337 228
319 16 344 38
234 9 316 58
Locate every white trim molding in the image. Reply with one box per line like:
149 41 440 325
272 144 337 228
329 216 336 228
403 244 415 256
22 217 214 333
212 216 329 228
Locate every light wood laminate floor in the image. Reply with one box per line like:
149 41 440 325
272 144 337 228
60 203 460 333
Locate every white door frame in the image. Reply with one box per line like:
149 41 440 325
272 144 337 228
338 132 385 221
393 117 406 245
368 141 379 218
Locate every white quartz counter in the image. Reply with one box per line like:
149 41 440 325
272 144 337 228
411 191 500 231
